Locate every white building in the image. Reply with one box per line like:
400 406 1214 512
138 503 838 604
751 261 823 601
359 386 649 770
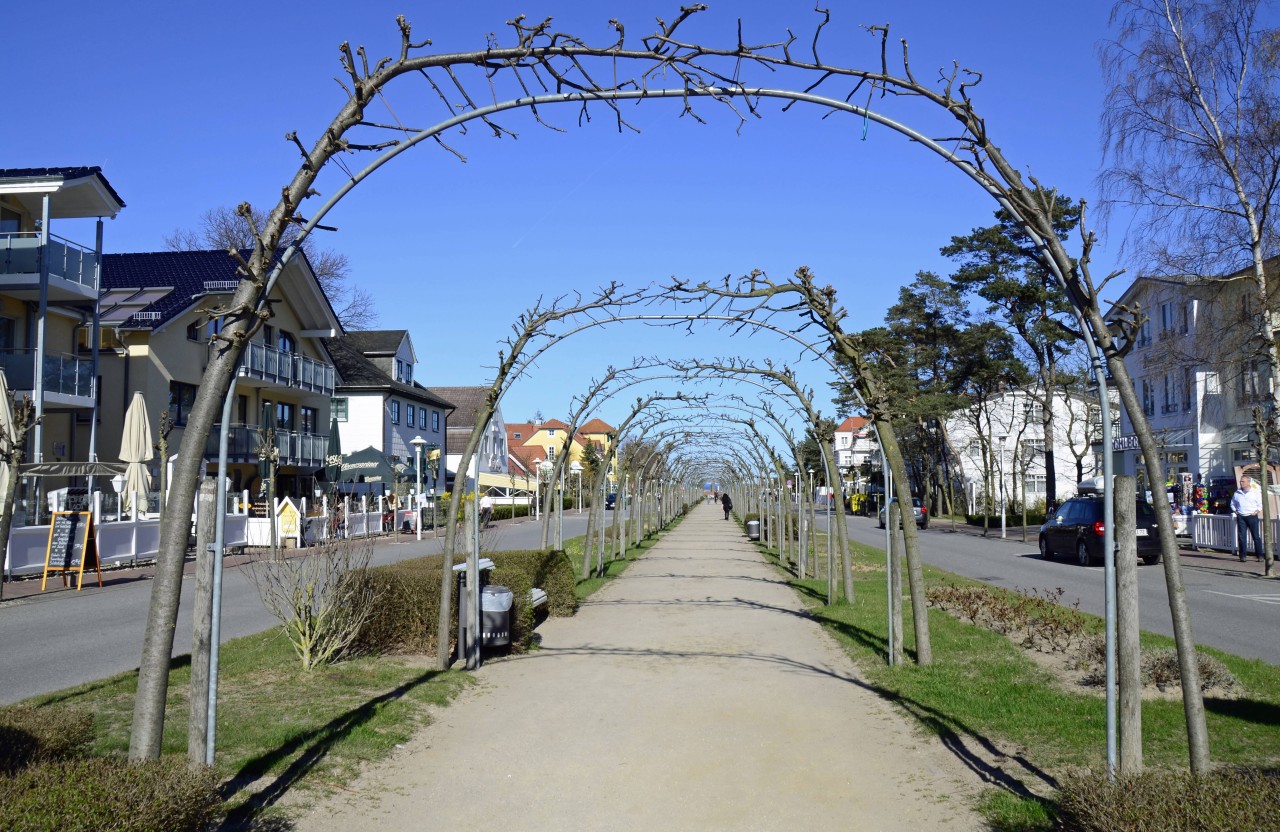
834 416 877 481
324 330 451 487
1111 263 1280 507
945 387 1105 509
426 385 508 491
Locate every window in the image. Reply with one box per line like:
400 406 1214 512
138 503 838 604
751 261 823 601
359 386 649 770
406 404 416 428
1023 474 1047 494
513 432 522 439
1160 301 1177 335
394 360 404 382
431 411 440 431
1026 400 1045 422
262 325 275 347
186 321 200 341
1237 360 1268 403
1162 372 1178 414
0 318 13 351
333 397 348 422
1183 368 1194 412
300 406 318 434
237 395 248 424
1141 378 1155 416
276 402 295 431
169 382 198 426
1205 372 1221 395
278 331 296 353
1021 438 1046 461
1136 318 1152 348
206 318 224 341
390 400 400 424
404 363 412 384
1180 302 1191 334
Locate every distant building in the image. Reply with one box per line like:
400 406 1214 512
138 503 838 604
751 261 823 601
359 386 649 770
426 385 507 490
325 330 451 490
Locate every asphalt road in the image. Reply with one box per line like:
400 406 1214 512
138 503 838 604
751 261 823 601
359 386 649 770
0 515 591 705
825 513 1280 665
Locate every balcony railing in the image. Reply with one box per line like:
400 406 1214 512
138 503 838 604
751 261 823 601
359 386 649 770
0 232 96 289
0 348 94 399
204 424 329 468
236 342 335 395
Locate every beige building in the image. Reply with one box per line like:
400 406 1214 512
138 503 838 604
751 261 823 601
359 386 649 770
92 249 342 501
0 167 125 522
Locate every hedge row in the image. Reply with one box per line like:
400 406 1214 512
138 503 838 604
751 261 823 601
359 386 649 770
0 705 94 774
0 757 221 832
1056 767 1280 831
350 548 577 656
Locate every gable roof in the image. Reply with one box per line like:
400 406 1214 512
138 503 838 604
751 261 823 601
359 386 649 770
579 417 615 435
324 335 454 409
100 248 341 335
428 386 494 430
836 416 871 434
342 330 407 357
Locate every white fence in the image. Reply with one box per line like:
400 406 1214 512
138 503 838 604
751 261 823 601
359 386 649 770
1186 513 1277 554
1 492 425 579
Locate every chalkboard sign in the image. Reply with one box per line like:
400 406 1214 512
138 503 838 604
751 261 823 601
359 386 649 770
41 512 100 591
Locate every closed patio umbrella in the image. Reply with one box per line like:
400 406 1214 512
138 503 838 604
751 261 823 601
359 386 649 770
0 370 17 517
120 392 153 513
324 416 341 491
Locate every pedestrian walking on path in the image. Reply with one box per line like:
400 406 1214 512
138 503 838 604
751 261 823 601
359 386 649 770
299 502 983 831
720 491 732 520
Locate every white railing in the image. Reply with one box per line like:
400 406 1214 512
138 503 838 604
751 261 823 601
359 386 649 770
1187 512 1280 553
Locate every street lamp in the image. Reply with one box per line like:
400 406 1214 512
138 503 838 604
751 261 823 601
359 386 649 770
570 460 583 513
111 473 126 522
411 435 427 541
533 458 542 521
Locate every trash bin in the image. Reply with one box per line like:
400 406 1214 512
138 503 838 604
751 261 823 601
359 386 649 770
746 520 761 540
480 584 514 647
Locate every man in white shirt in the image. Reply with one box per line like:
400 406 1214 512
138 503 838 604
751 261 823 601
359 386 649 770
479 493 494 528
1230 475 1264 562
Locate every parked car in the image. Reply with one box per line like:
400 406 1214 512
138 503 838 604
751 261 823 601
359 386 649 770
878 497 928 529
605 492 617 510
1038 493 1162 566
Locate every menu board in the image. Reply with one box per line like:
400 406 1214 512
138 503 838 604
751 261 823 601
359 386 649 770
41 512 100 591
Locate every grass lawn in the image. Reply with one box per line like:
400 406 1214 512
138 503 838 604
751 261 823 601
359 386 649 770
760 535 1280 829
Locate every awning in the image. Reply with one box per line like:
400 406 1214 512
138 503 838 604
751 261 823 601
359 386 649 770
338 447 398 484
477 471 536 491
1218 425 1254 444
19 461 128 477
1156 428 1194 447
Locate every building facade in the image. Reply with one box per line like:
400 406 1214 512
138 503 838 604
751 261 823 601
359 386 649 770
96 249 341 501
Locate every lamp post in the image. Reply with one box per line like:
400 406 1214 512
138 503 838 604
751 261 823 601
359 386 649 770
111 473 126 522
533 458 542 521
411 435 427 541
570 460 583 513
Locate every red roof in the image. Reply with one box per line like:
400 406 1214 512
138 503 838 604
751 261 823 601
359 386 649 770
837 416 870 434
579 417 615 435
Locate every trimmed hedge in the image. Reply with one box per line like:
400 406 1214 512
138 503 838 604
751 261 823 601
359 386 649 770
0 705 94 774
1056 768 1280 831
350 549 577 656
0 756 221 832
489 504 530 521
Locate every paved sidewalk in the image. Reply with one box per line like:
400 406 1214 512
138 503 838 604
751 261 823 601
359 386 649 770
299 504 984 831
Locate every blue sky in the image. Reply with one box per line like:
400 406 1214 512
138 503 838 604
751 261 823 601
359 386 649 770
6 0 1127 446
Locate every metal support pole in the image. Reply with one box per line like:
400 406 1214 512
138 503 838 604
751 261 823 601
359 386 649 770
205 378 236 765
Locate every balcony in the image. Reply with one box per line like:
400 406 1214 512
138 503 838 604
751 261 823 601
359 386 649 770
0 233 98 302
235 342 335 396
204 424 329 469
0 348 94 406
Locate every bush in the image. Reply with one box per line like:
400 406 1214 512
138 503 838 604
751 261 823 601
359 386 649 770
489 504 530 521
0 706 94 774
1056 767 1280 831
349 549 577 656
350 554 454 656
927 584 1087 654
0 756 221 832
1074 638 1239 693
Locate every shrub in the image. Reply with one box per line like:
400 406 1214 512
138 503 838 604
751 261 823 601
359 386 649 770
489 504 530 521
0 706 94 774
1075 638 1239 693
927 584 1087 654
249 538 378 669
0 756 221 832
490 549 578 618
1056 767 1280 832
350 554 454 656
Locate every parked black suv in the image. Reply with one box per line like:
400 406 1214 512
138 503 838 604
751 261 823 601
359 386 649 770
1038 494 1162 566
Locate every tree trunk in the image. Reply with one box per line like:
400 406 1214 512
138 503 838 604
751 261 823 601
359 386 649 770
187 478 217 767
889 502 903 666
877 416 933 665
1115 475 1143 774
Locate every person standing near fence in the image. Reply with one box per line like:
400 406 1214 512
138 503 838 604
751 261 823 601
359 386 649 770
1231 474 1264 562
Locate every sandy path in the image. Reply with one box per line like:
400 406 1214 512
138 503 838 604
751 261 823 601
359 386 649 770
299 504 985 831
